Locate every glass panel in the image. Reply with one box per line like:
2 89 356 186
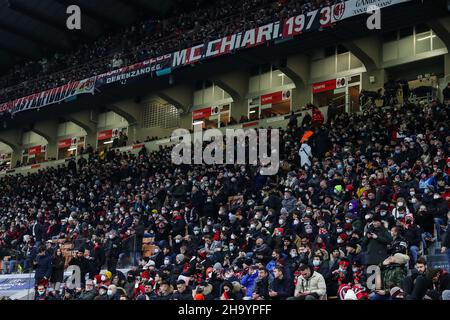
415 31 432 54
336 53 349 73
398 37 414 58
432 34 445 50
383 41 398 61
350 54 363 69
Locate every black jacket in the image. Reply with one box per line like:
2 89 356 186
362 225 392 265
269 276 293 300
50 255 65 283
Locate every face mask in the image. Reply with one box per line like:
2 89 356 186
38 290 45 295
337 228 343 233
284 195 289 200
194 231 200 235
265 222 271 228
338 267 346 273
397 202 404 207
107 290 113 296
380 210 387 216
313 260 321 267
175 239 181 244
293 219 299 225
229 245 235 251
365 214 371 220
337 239 343 244
164 259 170 265
290 252 297 258
279 219 284 225
433 195 440 200
398 213 404 218
410 191 415 196
250 224 256 229
411 198 417 204
345 219 352 224
109 235 114 239
352 267 358 273
153 249 159 254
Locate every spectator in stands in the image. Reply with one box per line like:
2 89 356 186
49 248 65 291
33 246 52 287
289 264 326 300
402 257 431 300
363 215 392 266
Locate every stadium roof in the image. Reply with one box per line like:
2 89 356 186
0 0 175 69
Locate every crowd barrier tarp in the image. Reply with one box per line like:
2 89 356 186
0 0 411 116
0 273 35 300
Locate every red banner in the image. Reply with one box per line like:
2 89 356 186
261 91 283 105
242 121 259 128
28 146 42 155
58 139 72 149
192 107 212 120
312 79 337 94
98 130 113 141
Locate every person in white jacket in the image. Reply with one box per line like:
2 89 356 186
299 140 312 170
288 264 327 300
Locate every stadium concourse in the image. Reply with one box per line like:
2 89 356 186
0 98 449 300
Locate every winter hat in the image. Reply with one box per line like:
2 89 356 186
390 287 404 299
442 290 450 300
334 185 343 193
104 271 112 280
213 262 223 272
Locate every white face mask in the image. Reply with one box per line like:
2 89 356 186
153 249 159 254
107 290 113 296
279 219 284 225
265 223 271 228
293 219 299 225
337 239 343 244
397 202 404 207
337 228 343 233
433 195 440 200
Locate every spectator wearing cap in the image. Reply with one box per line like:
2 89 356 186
79 279 97 300
94 285 109 300
363 214 392 266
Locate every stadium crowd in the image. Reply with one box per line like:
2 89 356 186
0 0 343 105
0 96 449 300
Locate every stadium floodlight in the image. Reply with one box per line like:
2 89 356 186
103 140 114 145
67 147 77 151
192 121 204 126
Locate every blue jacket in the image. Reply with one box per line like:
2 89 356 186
241 271 258 298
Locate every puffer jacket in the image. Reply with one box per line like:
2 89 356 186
295 271 327 297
